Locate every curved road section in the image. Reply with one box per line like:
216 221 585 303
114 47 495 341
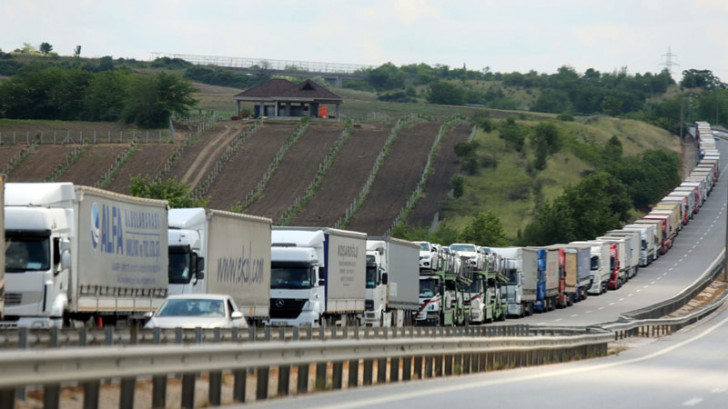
499 137 728 327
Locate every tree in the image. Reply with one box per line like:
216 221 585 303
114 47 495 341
460 211 509 246
427 81 465 105
451 174 464 198
39 42 53 55
129 176 208 208
73 45 82 57
680 69 724 90
498 117 526 152
123 72 197 128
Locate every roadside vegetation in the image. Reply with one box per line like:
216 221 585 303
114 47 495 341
0 44 707 246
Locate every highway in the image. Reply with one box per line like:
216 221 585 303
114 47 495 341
237 302 728 409
499 137 728 327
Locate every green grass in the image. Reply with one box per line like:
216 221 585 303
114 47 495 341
435 116 683 243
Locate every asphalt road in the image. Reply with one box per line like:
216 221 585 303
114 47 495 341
495 137 728 327
237 302 728 409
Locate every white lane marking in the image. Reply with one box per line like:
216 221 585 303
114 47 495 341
628 293 634 297
711 387 727 394
570 314 578 318
585 310 593 314
636 289 641 293
608 303 615 306
683 398 704 406
657 277 662 280
321 314 728 409
664 272 669 276
536 322 546 325
554 318 563 322
619 298 625 302
651 281 656 285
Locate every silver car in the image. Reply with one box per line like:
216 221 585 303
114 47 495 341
144 294 248 329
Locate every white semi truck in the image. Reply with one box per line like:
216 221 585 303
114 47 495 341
570 240 611 295
168 208 272 325
606 229 640 278
489 246 535 317
269 227 366 327
2 183 168 328
364 237 420 327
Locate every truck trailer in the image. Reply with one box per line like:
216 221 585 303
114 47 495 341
3 183 168 328
168 208 272 325
365 237 420 327
269 227 366 327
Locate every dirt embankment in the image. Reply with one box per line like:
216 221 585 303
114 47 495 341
206 122 296 211
405 123 471 229
246 122 344 220
291 122 393 227
346 121 441 235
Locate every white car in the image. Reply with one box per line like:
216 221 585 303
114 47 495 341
144 294 249 329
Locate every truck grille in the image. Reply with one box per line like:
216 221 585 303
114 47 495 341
270 299 307 319
6 293 21 306
365 300 374 311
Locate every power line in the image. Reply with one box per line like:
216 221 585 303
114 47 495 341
659 47 679 76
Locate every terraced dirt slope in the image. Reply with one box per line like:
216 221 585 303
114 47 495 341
206 122 297 211
346 121 441 235
291 122 393 227
105 143 179 194
59 145 130 186
8 145 77 182
246 122 343 220
164 123 246 190
405 123 471 228
0 146 27 173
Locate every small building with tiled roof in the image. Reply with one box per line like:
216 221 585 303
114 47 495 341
234 79 343 119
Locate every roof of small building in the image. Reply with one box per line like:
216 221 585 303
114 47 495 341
234 79 343 102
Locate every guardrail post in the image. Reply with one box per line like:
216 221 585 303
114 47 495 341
332 361 343 389
16 328 28 401
0 389 15 409
414 355 423 379
363 358 373 385
256 366 270 400
425 354 434 378
390 357 400 382
44 328 61 409
209 329 223 406
444 354 453 376
435 354 444 377
115 376 136 409
402 355 412 381
377 357 387 384
152 328 166 409
463 351 471 374
181 373 195 409
348 358 359 387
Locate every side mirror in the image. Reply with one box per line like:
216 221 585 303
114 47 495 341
381 272 388 285
318 279 326 286
195 257 205 280
231 311 244 320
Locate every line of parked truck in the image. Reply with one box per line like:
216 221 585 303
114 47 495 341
0 122 720 329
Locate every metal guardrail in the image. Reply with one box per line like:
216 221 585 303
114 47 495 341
0 330 612 409
0 323 592 350
622 250 725 320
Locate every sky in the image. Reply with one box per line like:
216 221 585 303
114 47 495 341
2 0 727 81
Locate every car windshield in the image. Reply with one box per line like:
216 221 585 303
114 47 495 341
450 244 475 252
156 299 225 317
419 242 430 251
6 236 51 272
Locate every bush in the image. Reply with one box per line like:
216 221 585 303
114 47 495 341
451 174 465 198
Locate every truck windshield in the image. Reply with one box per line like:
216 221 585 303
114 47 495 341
5 236 50 272
590 255 599 271
506 270 519 285
419 278 438 298
271 262 312 289
168 249 192 284
366 265 377 288
468 279 480 293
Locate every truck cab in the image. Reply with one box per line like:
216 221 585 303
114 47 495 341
4 206 71 328
364 243 389 326
417 271 442 325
